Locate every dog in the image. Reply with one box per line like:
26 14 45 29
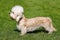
10 5 56 35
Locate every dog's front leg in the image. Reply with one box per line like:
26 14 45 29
16 25 21 31
20 27 27 36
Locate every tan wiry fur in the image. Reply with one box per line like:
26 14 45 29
17 15 56 35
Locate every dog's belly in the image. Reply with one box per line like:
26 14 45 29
27 26 41 32
26 18 45 32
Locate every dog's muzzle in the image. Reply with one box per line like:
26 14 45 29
10 16 15 20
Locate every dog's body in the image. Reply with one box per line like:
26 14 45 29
10 5 56 35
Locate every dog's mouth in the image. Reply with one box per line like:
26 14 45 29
10 17 15 20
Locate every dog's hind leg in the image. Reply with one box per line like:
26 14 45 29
48 22 56 34
50 23 56 32
43 22 56 34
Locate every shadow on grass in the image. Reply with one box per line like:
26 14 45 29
27 30 48 34
14 29 48 34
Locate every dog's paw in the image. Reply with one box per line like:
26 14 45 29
48 31 53 34
20 34 25 36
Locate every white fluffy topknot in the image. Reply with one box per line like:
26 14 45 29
11 5 24 14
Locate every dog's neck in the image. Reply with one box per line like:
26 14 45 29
16 15 26 24
16 15 27 25
16 15 23 22
17 16 23 24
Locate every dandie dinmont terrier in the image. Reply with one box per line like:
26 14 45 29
10 5 56 35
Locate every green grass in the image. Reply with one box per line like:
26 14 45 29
0 0 60 40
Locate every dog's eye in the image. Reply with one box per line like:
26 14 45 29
17 15 19 17
12 12 14 14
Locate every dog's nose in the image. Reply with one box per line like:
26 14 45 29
9 11 11 14
9 12 10 14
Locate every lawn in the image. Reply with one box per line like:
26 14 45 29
0 0 60 40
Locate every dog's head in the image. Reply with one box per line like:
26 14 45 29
10 5 24 21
